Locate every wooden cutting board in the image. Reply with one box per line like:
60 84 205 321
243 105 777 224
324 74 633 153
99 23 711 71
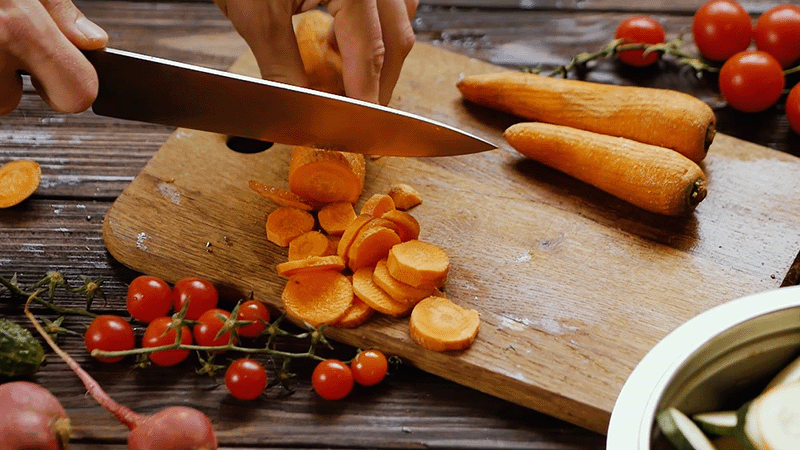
102 41 800 434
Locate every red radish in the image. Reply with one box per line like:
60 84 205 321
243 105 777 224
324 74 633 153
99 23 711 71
24 300 218 450
0 381 71 450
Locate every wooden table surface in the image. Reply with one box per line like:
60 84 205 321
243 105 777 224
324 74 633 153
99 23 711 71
2 1 798 449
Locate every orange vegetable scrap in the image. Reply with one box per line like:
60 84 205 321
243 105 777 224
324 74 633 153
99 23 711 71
276 255 346 278
317 201 357 236
0 160 41 208
248 180 313 211
386 240 449 288
288 231 332 260
360 193 395 217
409 296 480 352
387 183 422 210
352 267 414 317
281 270 353 327
266 206 316 247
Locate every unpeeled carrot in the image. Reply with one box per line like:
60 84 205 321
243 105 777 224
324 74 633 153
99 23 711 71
288 231 334 260
266 206 316 247
317 201 357 236
387 183 422 210
0 160 41 208
386 240 450 289
457 71 716 163
288 146 366 206
409 296 480 352
248 180 313 211
504 122 707 216
281 270 353 327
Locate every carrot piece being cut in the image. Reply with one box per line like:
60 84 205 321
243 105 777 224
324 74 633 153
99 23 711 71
288 231 334 260
276 255 346 278
409 296 480 352
381 209 420 242
352 267 414 317
0 160 41 208
360 193 395 217
317 201 357 236
347 224 402 271
248 180 313 211
386 240 449 288
332 297 375 328
387 183 422 210
281 270 353 327
373 258 434 305
288 146 366 205
295 9 344 96
266 206 316 247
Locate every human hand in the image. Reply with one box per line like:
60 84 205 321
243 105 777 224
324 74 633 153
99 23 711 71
0 0 107 115
213 0 418 106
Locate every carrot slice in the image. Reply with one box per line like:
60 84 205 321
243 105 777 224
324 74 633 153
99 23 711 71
0 160 41 208
360 193 395 217
288 231 333 260
387 183 422 210
276 255 346 278
288 146 366 205
266 206 316 247
352 267 413 317
317 201 357 236
281 270 353 327
347 225 402 272
248 180 313 211
332 297 375 328
381 209 420 242
373 258 434 305
409 296 480 352
386 240 449 288
336 214 374 262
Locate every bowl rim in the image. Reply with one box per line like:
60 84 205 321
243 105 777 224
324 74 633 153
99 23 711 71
606 285 800 449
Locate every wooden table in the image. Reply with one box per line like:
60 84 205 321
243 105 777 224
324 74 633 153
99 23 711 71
1 1 797 448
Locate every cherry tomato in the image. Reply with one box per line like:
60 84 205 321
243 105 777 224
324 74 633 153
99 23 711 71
718 50 785 113
126 275 172 323
142 316 193 367
350 349 388 386
193 308 235 349
236 300 270 338
84 315 135 363
787 84 800 135
225 358 268 400
692 0 753 62
754 4 800 68
614 16 666 67
171 277 218 320
312 359 354 400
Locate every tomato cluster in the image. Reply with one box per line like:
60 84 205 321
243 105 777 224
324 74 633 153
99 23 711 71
614 1 800 132
312 349 389 400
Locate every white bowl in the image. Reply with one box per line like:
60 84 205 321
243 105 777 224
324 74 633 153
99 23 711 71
607 285 800 449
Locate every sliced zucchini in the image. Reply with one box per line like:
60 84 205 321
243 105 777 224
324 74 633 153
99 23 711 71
739 380 800 450
693 410 738 436
657 407 717 450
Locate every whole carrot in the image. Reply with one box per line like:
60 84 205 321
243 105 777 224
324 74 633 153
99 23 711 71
504 122 707 216
458 72 716 163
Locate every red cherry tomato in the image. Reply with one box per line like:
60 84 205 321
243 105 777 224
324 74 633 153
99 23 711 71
126 275 172 323
193 308 235 349
84 315 135 363
754 4 800 68
225 358 268 400
692 0 753 62
350 349 388 386
236 300 270 338
787 84 800 135
171 277 218 320
142 316 193 367
312 359 354 400
718 50 785 113
614 16 666 67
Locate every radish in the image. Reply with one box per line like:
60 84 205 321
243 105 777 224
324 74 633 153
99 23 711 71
0 381 71 450
24 301 218 450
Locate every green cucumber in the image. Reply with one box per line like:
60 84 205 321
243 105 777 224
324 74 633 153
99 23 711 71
693 410 737 436
736 381 800 450
0 317 45 378
657 407 717 450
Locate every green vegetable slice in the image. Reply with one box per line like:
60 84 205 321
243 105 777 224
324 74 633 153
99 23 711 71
693 410 738 436
0 317 45 378
657 407 717 450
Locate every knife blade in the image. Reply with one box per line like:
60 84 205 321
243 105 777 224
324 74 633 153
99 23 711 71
83 48 496 157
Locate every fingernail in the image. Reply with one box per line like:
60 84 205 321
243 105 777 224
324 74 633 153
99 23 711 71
75 17 108 42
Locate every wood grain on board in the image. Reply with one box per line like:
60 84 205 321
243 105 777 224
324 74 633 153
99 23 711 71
103 40 800 434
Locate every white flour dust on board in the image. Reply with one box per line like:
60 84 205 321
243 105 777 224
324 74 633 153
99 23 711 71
136 232 149 251
157 182 181 205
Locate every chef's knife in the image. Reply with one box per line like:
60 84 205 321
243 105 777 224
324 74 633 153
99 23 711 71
83 48 496 157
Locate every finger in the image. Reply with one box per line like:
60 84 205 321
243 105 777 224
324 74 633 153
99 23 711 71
0 62 23 116
5 0 99 112
215 0 308 87
40 0 108 49
374 0 416 105
328 0 384 103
